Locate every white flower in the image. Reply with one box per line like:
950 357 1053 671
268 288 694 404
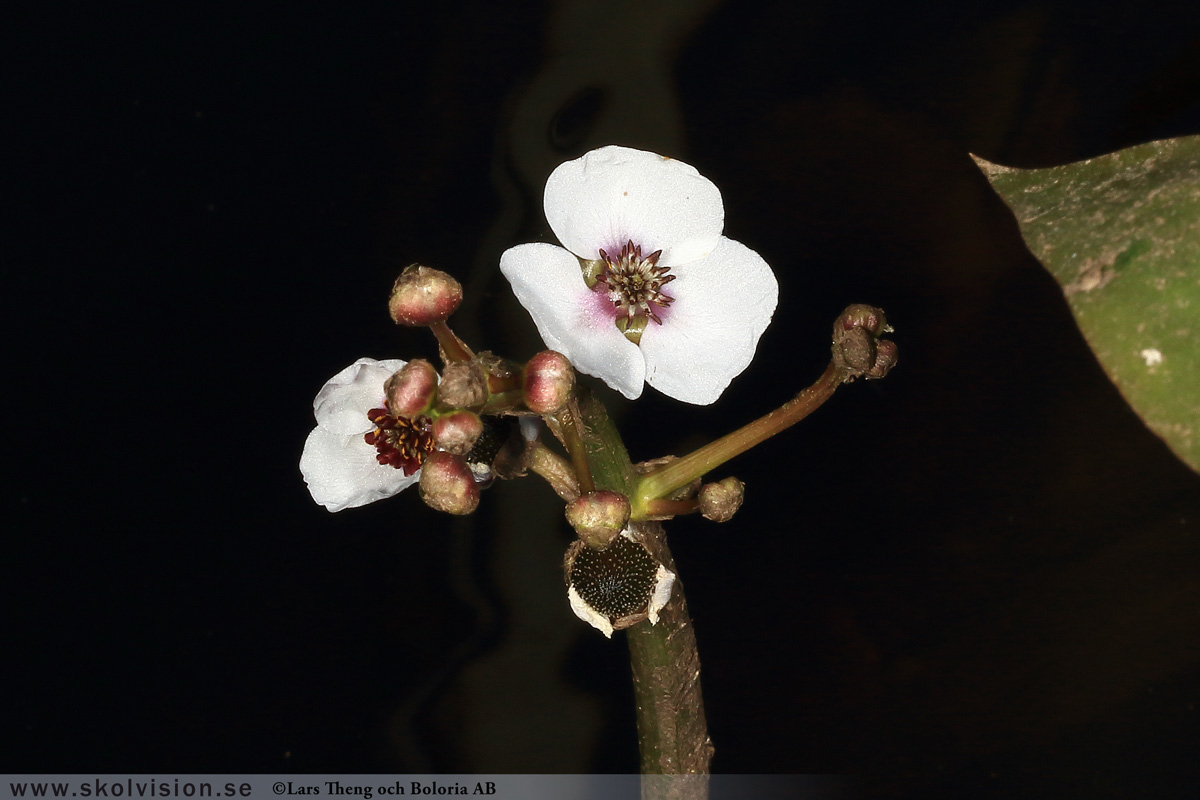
500 145 778 405
300 357 433 512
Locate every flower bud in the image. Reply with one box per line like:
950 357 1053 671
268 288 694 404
432 409 484 455
437 360 488 410
698 477 745 523
385 360 438 417
522 350 575 414
866 338 898 379
418 451 480 515
836 303 889 337
388 264 463 326
834 326 877 373
832 304 895 380
565 490 631 550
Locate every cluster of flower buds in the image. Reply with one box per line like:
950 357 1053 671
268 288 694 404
831 304 898 380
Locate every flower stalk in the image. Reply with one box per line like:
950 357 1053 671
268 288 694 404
546 396 599 497
429 320 475 363
569 393 712 799
633 362 847 516
528 441 581 502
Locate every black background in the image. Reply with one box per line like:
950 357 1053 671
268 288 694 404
8 2 1200 797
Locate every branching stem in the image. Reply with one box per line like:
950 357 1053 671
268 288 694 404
634 362 847 515
528 441 581 502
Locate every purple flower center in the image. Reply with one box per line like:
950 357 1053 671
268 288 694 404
595 240 675 342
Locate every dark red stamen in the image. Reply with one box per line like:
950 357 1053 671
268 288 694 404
364 408 434 476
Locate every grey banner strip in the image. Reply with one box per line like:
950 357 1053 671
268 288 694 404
3 775 850 800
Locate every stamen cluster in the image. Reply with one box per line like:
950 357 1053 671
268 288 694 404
596 240 675 327
364 409 434 476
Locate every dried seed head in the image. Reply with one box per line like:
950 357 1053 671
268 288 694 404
564 529 675 638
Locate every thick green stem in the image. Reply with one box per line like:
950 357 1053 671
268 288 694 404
571 389 710 800
634 362 846 515
627 522 713 796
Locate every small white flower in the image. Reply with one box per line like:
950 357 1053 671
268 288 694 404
501 145 778 405
300 357 433 512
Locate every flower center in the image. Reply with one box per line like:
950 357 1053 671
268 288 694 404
596 240 675 344
364 409 434 476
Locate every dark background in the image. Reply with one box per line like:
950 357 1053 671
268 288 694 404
8 2 1200 797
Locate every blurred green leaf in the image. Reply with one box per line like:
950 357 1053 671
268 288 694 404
974 136 1200 474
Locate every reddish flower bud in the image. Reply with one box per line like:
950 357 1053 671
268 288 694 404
432 409 484 455
837 303 889 337
522 350 576 414
385 360 438 418
388 264 463 326
832 304 896 380
866 338 898 379
418 451 480 515
565 490 631 550
698 477 745 523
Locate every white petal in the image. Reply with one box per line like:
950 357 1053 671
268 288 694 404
638 237 778 405
299 425 418 512
500 242 645 399
544 146 724 266
568 585 613 638
313 357 408 435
